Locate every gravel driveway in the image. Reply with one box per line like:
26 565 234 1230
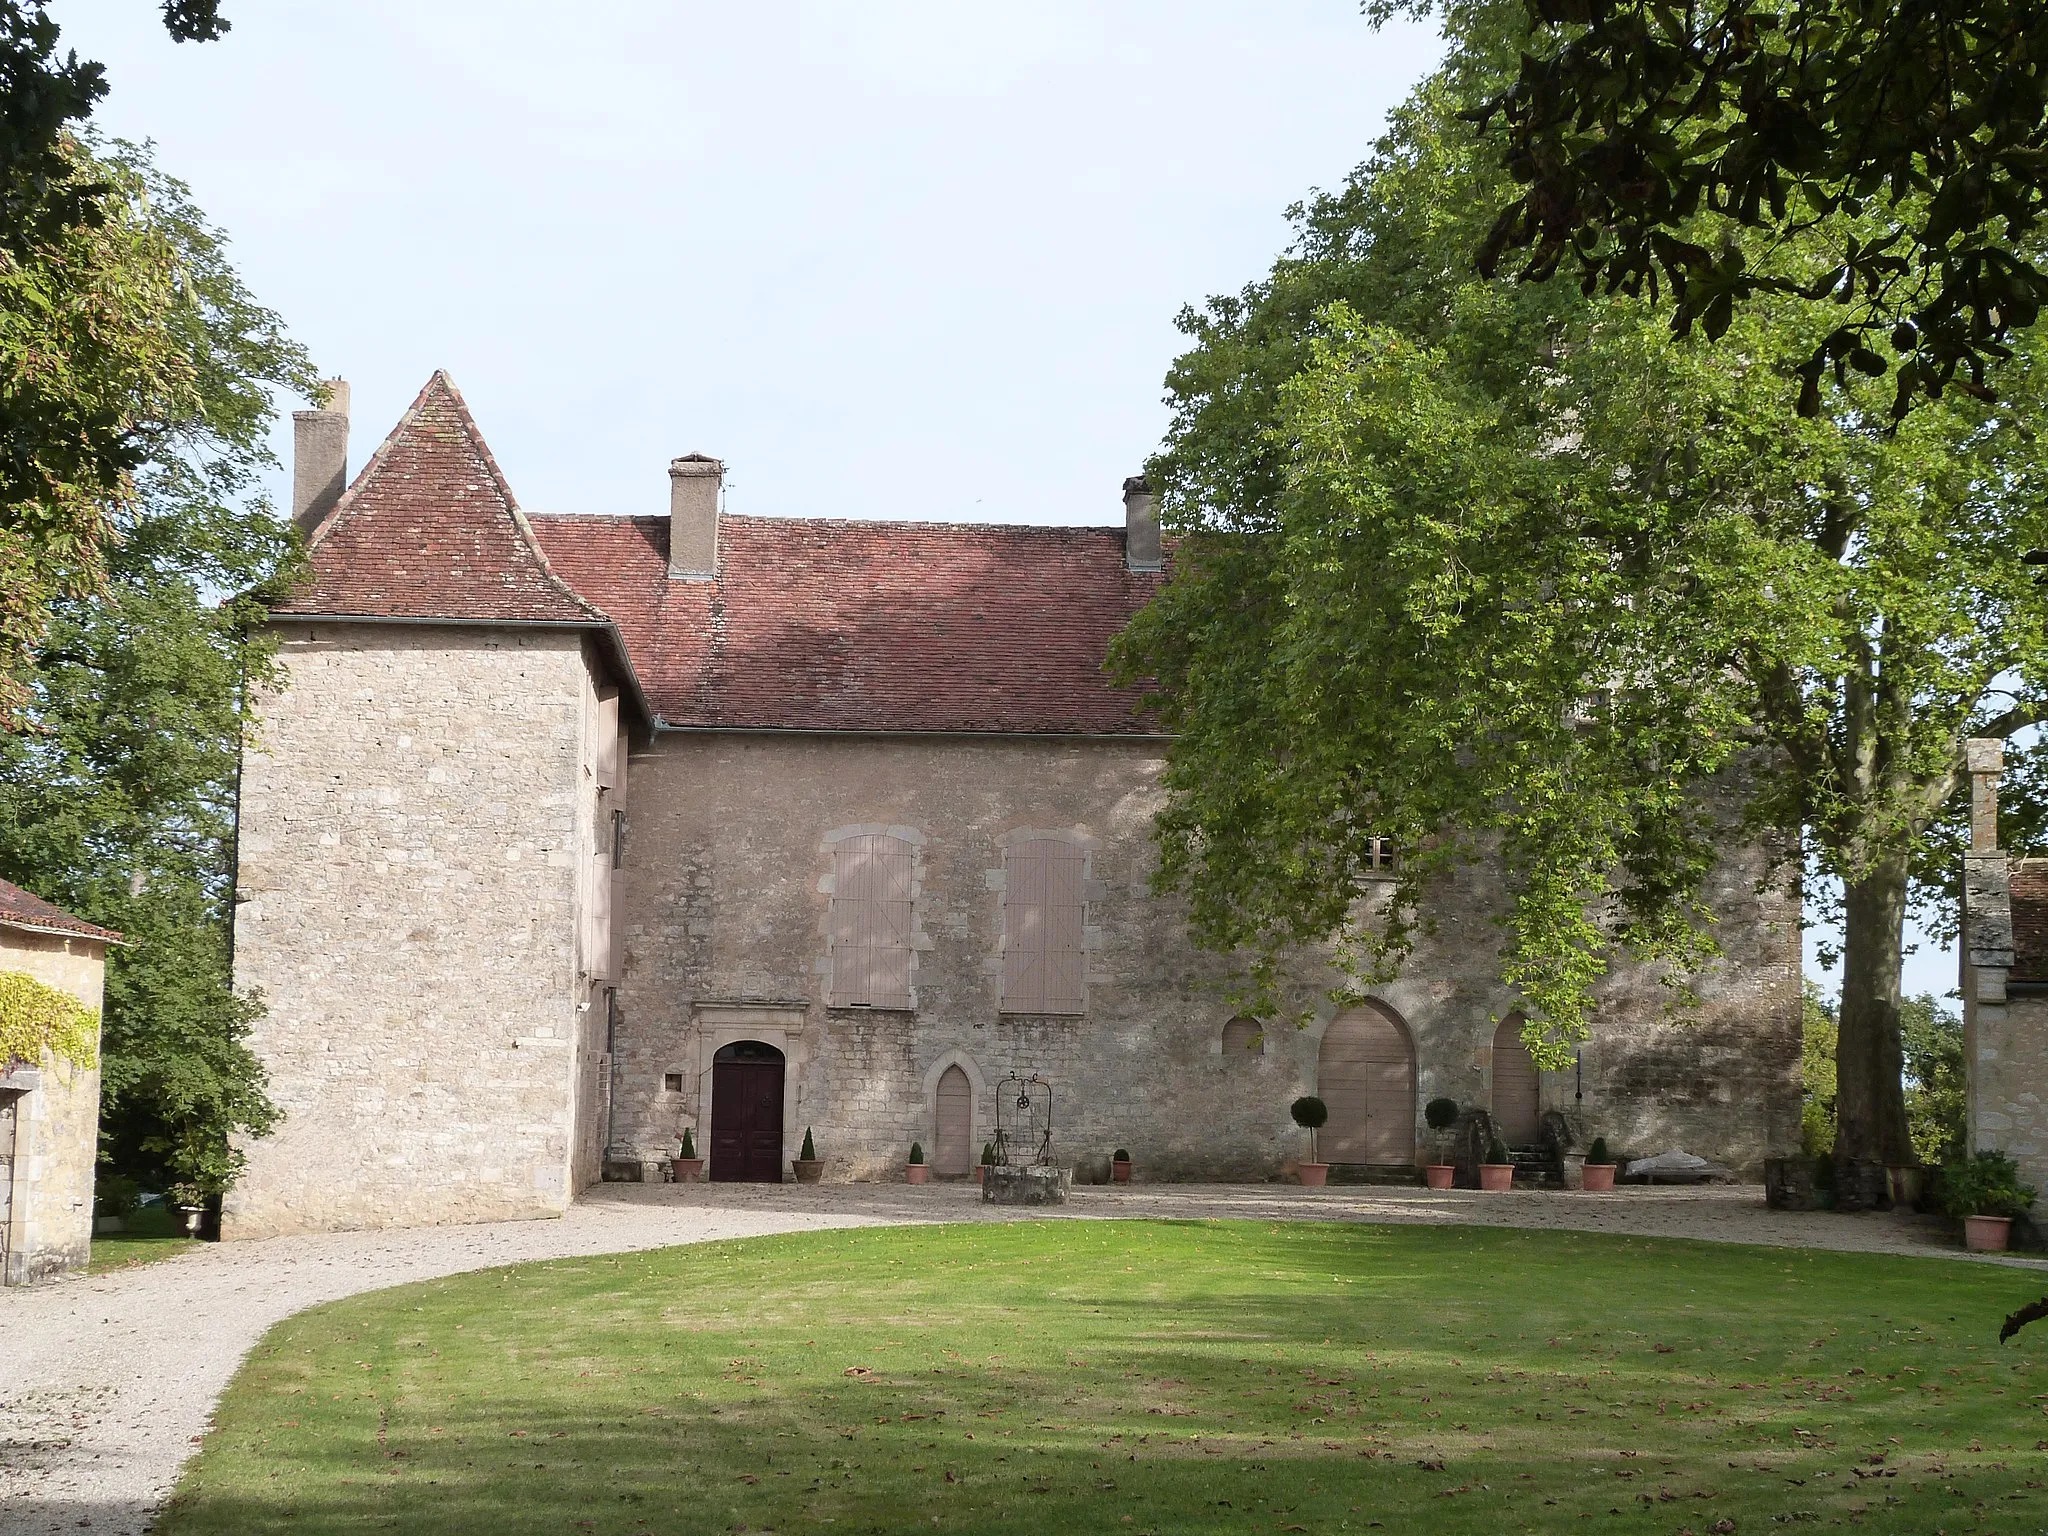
4 1179 2039 1535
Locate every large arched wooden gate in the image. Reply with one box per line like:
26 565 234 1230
1318 1003 1416 1164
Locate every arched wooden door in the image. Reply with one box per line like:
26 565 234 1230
710 1040 786 1182
1318 1003 1416 1164
1491 1014 1542 1145
934 1065 973 1177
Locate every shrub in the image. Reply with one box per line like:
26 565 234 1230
1586 1136 1610 1166
1486 1135 1511 1165
95 1173 141 1219
1290 1096 1329 1130
679 1128 695 1160
1940 1150 2037 1220
1114 1148 1130 1162
981 1141 997 1166
800 1127 816 1161
1424 1097 1460 1132
908 1142 924 1165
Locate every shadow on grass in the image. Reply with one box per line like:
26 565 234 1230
157 1221 2048 1535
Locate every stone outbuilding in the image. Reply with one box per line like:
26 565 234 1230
225 372 1801 1238
0 878 116 1284
1960 739 2048 1195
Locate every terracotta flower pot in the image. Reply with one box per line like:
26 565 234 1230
974 1165 987 1184
1581 1162 1616 1193
1478 1163 1515 1192
1298 1162 1330 1187
1112 1159 1132 1184
792 1158 825 1184
1966 1214 2013 1252
905 1163 930 1184
1424 1164 1455 1189
672 1157 704 1183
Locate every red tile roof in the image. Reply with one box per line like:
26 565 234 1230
277 372 607 627
0 878 120 943
2012 858 2048 983
528 515 1164 733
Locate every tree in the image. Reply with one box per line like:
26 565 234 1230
1111 13 2048 1169
0 1 232 721
0 137 314 1201
1372 0 2048 416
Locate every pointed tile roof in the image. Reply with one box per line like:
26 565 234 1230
0 877 120 944
276 372 607 625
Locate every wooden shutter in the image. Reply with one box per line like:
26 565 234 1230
830 834 913 1008
1002 838 1086 1014
595 693 621 790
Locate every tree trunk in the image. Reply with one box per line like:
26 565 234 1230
1834 851 1915 1167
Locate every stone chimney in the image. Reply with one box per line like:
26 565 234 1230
292 380 350 535
668 454 722 580
1123 474 1161 573
1970 737 2004 850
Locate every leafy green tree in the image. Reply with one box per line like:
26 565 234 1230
0 2 232 720
1375 0 2048 416
0 138 314 1201
1112 9 2048 1168
1801 983 1837 1159
1902 994 1967 1168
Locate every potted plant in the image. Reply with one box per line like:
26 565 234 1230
1292 1095 1330 1186
792 1127 825 1184
1582 1135 1617 1193
673 1127 704 1183
1423 1098 1459 1188
906 1141 930 1184
976 1141 996 1184
1941 1149 2036 1251
1112 1148 1133 1183
1478 1133 1515 1192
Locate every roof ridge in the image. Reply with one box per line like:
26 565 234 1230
526 510 1126 536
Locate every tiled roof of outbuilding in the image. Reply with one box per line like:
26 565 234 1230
2010 858 2048 983
276 372 607 627
528 514 1164 734
0 878 120 944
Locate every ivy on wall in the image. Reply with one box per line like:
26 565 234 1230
0 971 100 1072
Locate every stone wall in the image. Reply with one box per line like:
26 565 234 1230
0 927 105 1283
226 623 621 1237
610 733 1801 1182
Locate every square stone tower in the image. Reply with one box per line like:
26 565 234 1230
226 374 643 1238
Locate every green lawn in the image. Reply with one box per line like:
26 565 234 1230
89 1202 200 1272
159 1221 2048 1535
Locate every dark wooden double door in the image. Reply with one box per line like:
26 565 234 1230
710 1040 785 1182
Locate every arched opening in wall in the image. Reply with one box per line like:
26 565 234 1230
1318 1002 1416 1165
1491 1013 1543 1146
710 1040 786 1183
1221 1016 1265 1057
934 1064 973 1177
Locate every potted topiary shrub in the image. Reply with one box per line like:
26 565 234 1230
976 1141 996 1184
906 1141 930 1184
1112 1148 1132 1184
1582 1135 1616 1193
1941 1149 2036 1251
1292 1095 1330 1187
793 1127 825 1184
673 1127 704 1183
1479 1132 1515 1192
1423 1098 1459 1188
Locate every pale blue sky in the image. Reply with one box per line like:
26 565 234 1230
64 1 1949 1002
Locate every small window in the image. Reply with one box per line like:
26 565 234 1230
1363 837 1396 871
1221 1016 1264 1056
611 808 627 868
662 1072 684 1093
